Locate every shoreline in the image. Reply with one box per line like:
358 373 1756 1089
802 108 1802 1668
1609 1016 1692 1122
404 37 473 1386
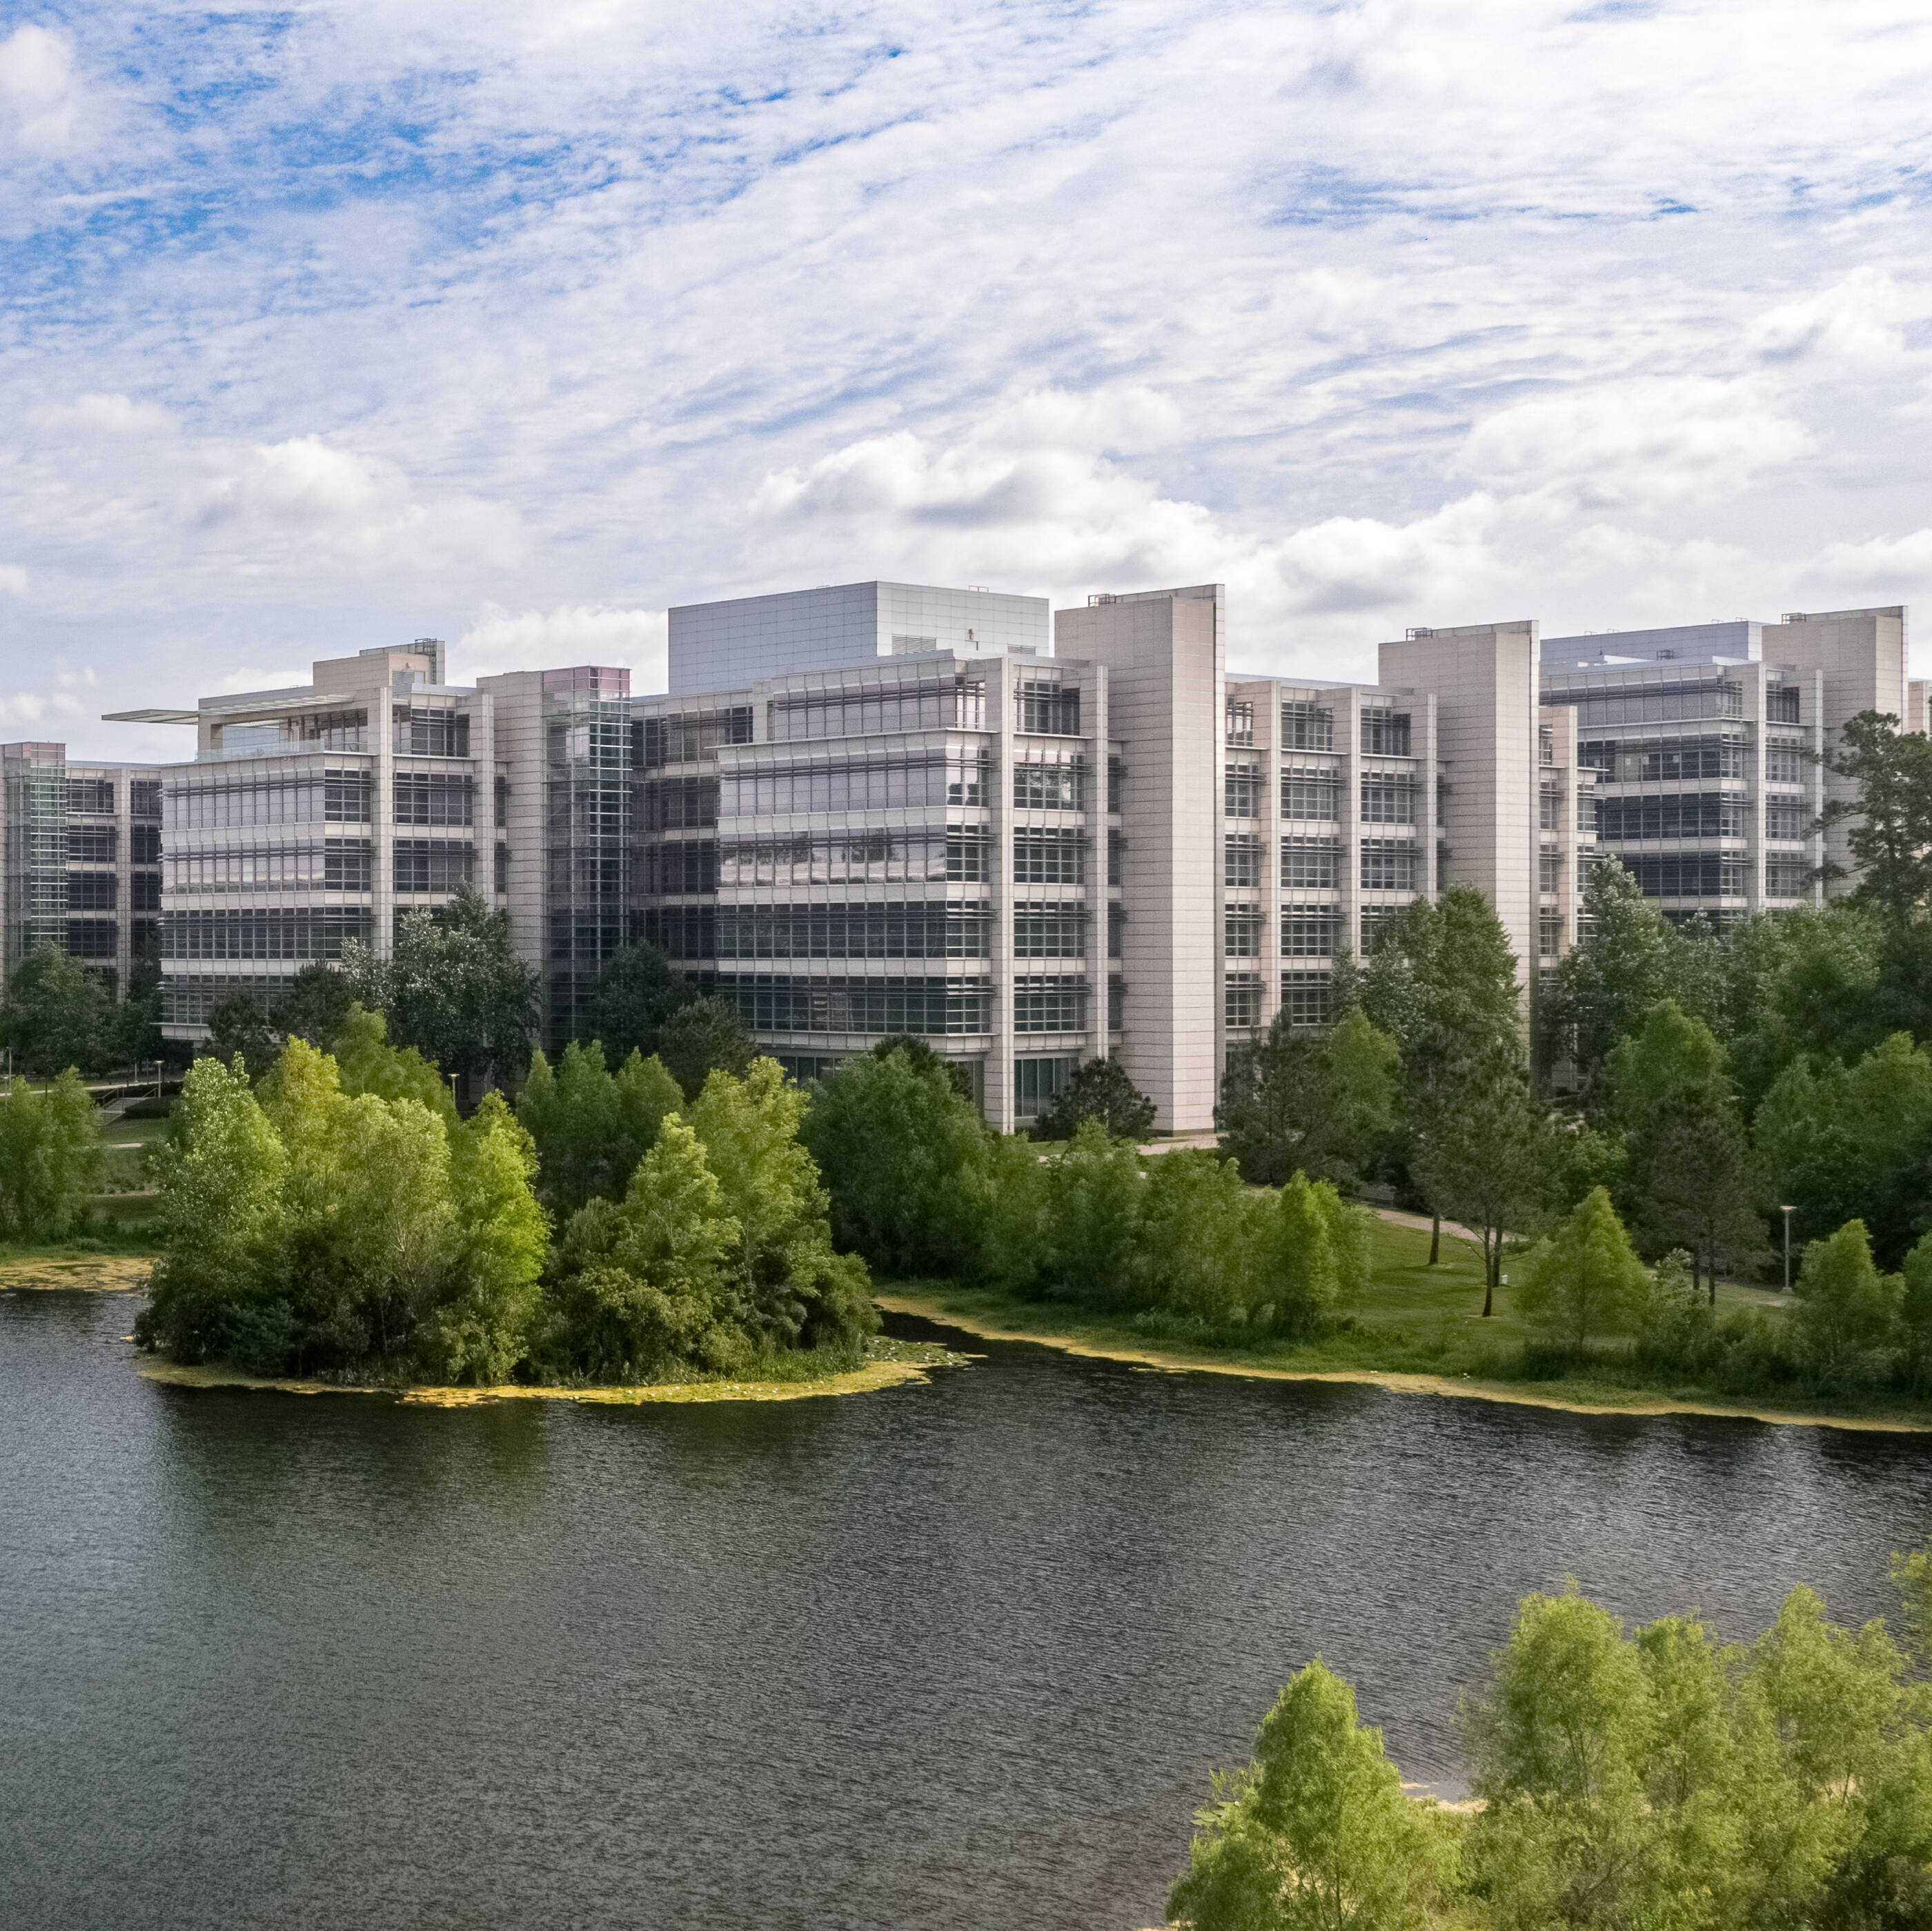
138 1350 953 1407
874 1291 1932 1437
0 1255 152 1292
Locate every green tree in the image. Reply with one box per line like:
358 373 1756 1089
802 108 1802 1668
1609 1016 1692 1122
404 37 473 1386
368 884 540 1084
1818 709 1932 923
1899 1231 1932 1393
206 991 283 1082
802 1046 995 1278
1755 1033 1932 1263
686 1058 877 1354
137 1057 289 1364
867 1033 974 1102
546 1116 744 1381
330 1004 457 1125
1792 1220 1902 1387
1216 1007 1399 1187
1170 1659 1453 1931
1410 1044 1557 1315
0 946 115 1076
1130 1150 1258 1325
517 1040 680 1217
1031 1055 1159 1143
0 1067 104 1240
1512 1186 1646 1352
654 994 754 1101
1035 1119 1143 1300
1539 859 1686 1098
586 941 700 1062
430 1091 549 1384
1250 1172 1371 1337
274 962 357 1049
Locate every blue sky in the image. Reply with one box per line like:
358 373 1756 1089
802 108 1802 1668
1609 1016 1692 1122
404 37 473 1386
3 0 1931 759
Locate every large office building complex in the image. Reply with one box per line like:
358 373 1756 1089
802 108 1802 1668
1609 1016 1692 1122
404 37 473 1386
0 577 1900 1131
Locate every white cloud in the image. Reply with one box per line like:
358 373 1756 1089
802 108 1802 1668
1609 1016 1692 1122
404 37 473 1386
0 564 26 596
0 26 86 157
457 603 669 684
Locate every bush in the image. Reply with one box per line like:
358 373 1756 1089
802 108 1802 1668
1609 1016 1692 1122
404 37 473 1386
0 1069 105 1240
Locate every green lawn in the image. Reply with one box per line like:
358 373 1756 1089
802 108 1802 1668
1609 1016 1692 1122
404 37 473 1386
874 1217 1932 1429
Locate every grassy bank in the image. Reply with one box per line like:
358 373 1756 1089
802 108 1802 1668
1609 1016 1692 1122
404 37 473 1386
876 1216 1932 1434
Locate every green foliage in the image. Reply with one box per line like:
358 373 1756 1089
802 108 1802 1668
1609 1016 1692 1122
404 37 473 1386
1217 1007 1399 1187
653 993 754 1100
329 1004 457 1125
0 1068 104 1239
1512 1187 1647 1350
0 946 115 1076
1179 1546 1932 1931
586 942 700 1062
205 993 282 1082
1900 1231 1932 1392
1035 1120 1143 1298
1820 709 1932 924
516 1040 680 1216
1031 1055 1158 1143
1169 1659 1454 1931
347 884 540 1082
1793 1220 1902 1387
1756 1034 1932 1264
867 1033 975 1101
275 962 357 1049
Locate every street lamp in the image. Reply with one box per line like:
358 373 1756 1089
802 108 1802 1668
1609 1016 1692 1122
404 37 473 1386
1781 1205 1797 1294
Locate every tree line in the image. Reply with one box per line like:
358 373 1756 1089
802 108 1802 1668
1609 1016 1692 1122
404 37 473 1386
133 1004 875 1385
1171 1543 1932 1931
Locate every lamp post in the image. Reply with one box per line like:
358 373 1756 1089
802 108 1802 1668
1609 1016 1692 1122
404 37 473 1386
1781 1205 1796 1294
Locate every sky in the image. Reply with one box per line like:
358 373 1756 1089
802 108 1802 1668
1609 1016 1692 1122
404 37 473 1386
3 1 1931 762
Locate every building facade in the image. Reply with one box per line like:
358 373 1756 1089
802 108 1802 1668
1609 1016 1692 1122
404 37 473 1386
19 583 1897 1131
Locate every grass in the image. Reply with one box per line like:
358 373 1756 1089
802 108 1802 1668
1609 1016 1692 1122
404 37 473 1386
873 1217 1932 1434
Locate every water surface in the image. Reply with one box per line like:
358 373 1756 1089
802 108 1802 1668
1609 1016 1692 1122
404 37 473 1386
6 1289 1931 1930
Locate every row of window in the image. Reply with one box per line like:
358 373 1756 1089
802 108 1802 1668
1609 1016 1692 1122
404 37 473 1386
1222 766 1419 824
767 676 989 742
713 974 1094 1037
1274 836 1422 891
161 909 375 960
1222 971 1334 1030
716 753 997 818
1263 703 1412 755
640 708 756 769
1610 854 1814 899
1577 735 1746 782
66 917 156 960
1559 679 1746 728
1592 793 1815 842
63 873 161 911
164 772 476 830
63 778 161 818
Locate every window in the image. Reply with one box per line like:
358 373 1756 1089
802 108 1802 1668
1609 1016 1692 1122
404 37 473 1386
1361 907 1404 955
495 777 509 828
1014 1056 1076 1120
1540 849 1562 893
1281 702 1334 751
714 904 991 961
1595 794 1747 840
1281 770 1340 821
1108 757 1125 813
1013 907 1087 958
1540 911 1564 958
721 753 993 816
1016 680 1080 735
68 872 116 910
1765 856 1811 899
327 840 373 891
648 841 717 894
1013 759 1085 811
1361 774 1417 824
130 824 161 864
66 778 115 815
1360 840 1418 891
163 909 374 960
1619 855 1750 898
1564 679 1744 727
1577 735 1744 782
393 707 470 757
949 831 994 882
1225 973 1263 1029
1225 762 1263 817
1108 904 1125 960
1766 684 1801 723
131 873 161 911
1283 837 1339 889
1014 829 1084 884
130 780 161 820
393 840 472 894
67 920 117 958
495 844 509 893
1361 709 1411 755
1108 829 1124 887
1281 971 1331 1027
1540 785 1563 831
1225 911 1264 958
1765 798 1811 842
1224 834 1263 888
1109 978 1124 1031
1225 700 1254 746
328 773 373 822
1012 976 1087 1032
642 707 755 766
642 777 719 831
1764 741 1807 784
70 825 117 863
393 773 473 826
1281 913 1338 958
716 974 995 1036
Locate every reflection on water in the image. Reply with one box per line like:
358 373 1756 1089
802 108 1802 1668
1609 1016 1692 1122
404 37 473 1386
4 1291 1931 1931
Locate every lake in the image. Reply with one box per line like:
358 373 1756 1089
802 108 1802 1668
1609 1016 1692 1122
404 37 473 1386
6 1286 1931 1930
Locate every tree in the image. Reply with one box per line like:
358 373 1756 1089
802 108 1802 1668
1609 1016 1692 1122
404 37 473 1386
1410 1043 1557 1314
1252 1172 1371 1337
1819 709 1932 923
1169 1659 1454 1931
0 1068 104 1240
1538 859 1686 1098
1036 1120 1145 1300
1129 1150 1260 1325
653 995 754 1102
275 962 357 1049
687 1058 876 1354
1755 1033 1932 1264
0 946 114 1076
369 884 540 1085
516 1041 681 1217
587 942 700 1061
1900 1231 1932 1392
331 1004 457 1124
1792 1220 1902 1387
1512 1186 1647 1351
868 1033 975 1102
206 991 282 1082
1032 1055 1159 1144
1216 1007 1398 1186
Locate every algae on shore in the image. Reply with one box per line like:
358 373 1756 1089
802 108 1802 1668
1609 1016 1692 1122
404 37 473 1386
0 1254 152 1293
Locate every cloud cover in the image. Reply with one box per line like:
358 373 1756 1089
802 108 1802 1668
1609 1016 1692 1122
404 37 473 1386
3 1 1932 757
